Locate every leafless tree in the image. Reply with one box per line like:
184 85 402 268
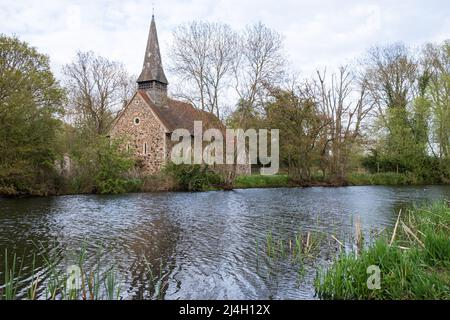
310 66 374 180
169 21 239 118
62 51 135 135
234 22 285 115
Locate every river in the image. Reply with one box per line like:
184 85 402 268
0 185 449 299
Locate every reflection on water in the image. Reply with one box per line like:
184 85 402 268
0 185 449 299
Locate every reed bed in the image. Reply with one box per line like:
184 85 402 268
254 229 327 282
314 201 450 300
0 243 169 300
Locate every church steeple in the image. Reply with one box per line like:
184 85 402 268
137 15 168 102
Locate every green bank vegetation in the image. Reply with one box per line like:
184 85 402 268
314 202 450 299
233 174 291 189
1 30 449 196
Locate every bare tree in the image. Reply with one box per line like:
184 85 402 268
62 51 135 135
169 21 239 118
234 22 285 115
311 66 374 180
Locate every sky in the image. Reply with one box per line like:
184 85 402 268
1 0 449 84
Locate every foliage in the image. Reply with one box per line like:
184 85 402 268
1 34 450 196
265 89 326 182
163 163 223 191
362 42 449 184
233 174 290 189
0 35 66 195
315 202 450 299
94 138 138 194
58 51 138 195
64 134 137 194
424 41 450 182
347 172 419 186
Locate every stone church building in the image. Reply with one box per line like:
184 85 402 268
110 15 249 175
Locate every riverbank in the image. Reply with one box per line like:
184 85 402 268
233 172 447 190
1 172 448 197
314 201 450 299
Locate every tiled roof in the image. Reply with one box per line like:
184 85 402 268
138 90 224 134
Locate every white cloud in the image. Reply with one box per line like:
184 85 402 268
1 0 449 87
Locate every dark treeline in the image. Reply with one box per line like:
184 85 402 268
0 22 449 195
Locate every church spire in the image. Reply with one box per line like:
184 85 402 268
137 14 168 99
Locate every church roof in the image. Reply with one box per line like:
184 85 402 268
137 15 168 85
138 90 223 134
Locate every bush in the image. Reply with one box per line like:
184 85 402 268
0 35 65 197
64 136 138 195
163 163 223 191
93 139 136 194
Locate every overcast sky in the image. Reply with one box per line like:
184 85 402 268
1 0 449 83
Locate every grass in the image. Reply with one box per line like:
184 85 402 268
1 249 24 300
233 174 290 189
256 229 326 282
314 201 450 300
346 172 421 186
233 172 432 190
264 230 323 261
0 242 168 300
143 257 169 300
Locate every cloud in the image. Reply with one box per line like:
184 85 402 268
0 0 448 83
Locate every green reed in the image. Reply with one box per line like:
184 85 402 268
315 202 450 300
2 249 24 300
144 257 168 300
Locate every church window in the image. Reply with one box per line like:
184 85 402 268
134 117 140 125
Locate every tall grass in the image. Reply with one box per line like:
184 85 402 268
315 202 450 299
144 257 169 300
1 249 24 300
265 230 324 260
234 175 290 189
346 172 420 186
0 242 169 300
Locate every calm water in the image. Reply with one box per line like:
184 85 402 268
0 186 449 300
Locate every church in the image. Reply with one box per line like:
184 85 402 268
110 15 249 175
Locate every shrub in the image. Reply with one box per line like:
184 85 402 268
163 163 223 191
93 138 136 194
